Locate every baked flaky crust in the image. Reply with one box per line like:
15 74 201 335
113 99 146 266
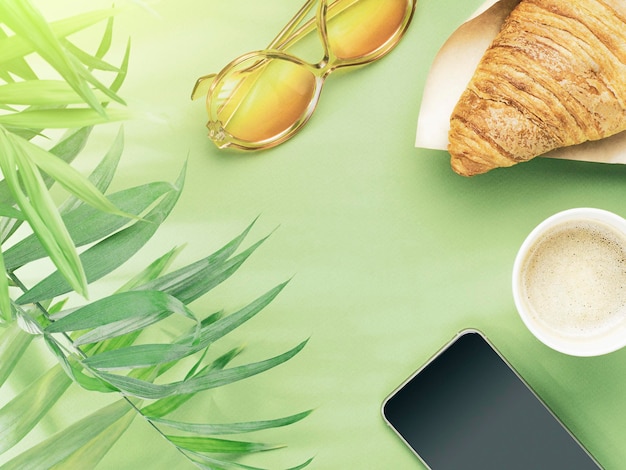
448 0 626 176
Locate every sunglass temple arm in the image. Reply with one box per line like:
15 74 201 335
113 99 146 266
271 0 362 52
268 0 318 50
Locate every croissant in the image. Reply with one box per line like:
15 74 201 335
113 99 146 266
448 0 626 176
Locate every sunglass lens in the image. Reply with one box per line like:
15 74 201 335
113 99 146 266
326 0 410 60
209 55 317 145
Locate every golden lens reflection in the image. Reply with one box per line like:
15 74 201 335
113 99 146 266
211 57 317 144
326 0 408 60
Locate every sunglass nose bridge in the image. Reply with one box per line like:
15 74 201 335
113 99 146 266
206 120 228 148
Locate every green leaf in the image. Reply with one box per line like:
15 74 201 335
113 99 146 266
16 130 130 216
0 126 92 245
49 126 93 162
14 307 45 335
0 8 120 66
152 410 313 436
15 133 143 217
79 293 200 363
16 165 185 304
50 408 135 470
13 135 88 296
0 107 134 129
1 399 131 470
183 331 220 378
0 4 309 465
83 343 202 370
181 282 288 346
278 458 316 470
77 314 186 347
94 341 307 399
0 322 34 387
62 39 122 72
57 183 169 244
0 365 72 454
71 53 127 106
116 245 184 293
0 26 36 80
168 435 281 454
0 202 23 219
82 283 287 370
42 333 115 393
0 80 111 106
0 127 87 297
85 283 270 370
46 290 195 334
181 339 307 392
108 38 131 94
4 181 173 270
58 125 124 214
93 16 114 60
141 346 241 419
0 0 105 114
0 249 11 321
139 219 265 304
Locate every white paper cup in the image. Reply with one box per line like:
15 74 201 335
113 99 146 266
512 208 626 356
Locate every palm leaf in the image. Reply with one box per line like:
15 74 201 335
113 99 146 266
0 80 111 106
0 323 33 387
0 3 311 468
93 341 307 400
0 203 23 220
12 127 136 216
0 0 108 114
0 127 88 297
16 165 184 304
151 411 313 436
79 282 288 369
167 436 283 454
58 125 124 214
0 107 134 128
50 408 136 470
4 181 174 269
0 8 119 66
0 27 35 80
139 228 269 305
62 39 122 73
0 127 92 244
140 346 242 419
0 249 10 321
115 245 184 293
1 399 132 470
0 365 72 455
46 290 198 342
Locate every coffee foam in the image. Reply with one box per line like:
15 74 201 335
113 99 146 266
521 220 626 338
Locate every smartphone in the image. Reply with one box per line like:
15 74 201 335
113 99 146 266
382 330 601 469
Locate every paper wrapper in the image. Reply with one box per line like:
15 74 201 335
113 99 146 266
415 0 626 164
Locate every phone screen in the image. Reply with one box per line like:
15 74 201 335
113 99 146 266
382 331 600 469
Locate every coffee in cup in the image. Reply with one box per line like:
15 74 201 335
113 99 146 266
512 208 626 356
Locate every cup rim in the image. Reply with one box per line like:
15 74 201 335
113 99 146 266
512 207 626 356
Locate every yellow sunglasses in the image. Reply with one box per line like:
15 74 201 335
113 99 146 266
191 0 417 151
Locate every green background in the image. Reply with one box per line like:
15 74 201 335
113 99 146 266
34 0 626 468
